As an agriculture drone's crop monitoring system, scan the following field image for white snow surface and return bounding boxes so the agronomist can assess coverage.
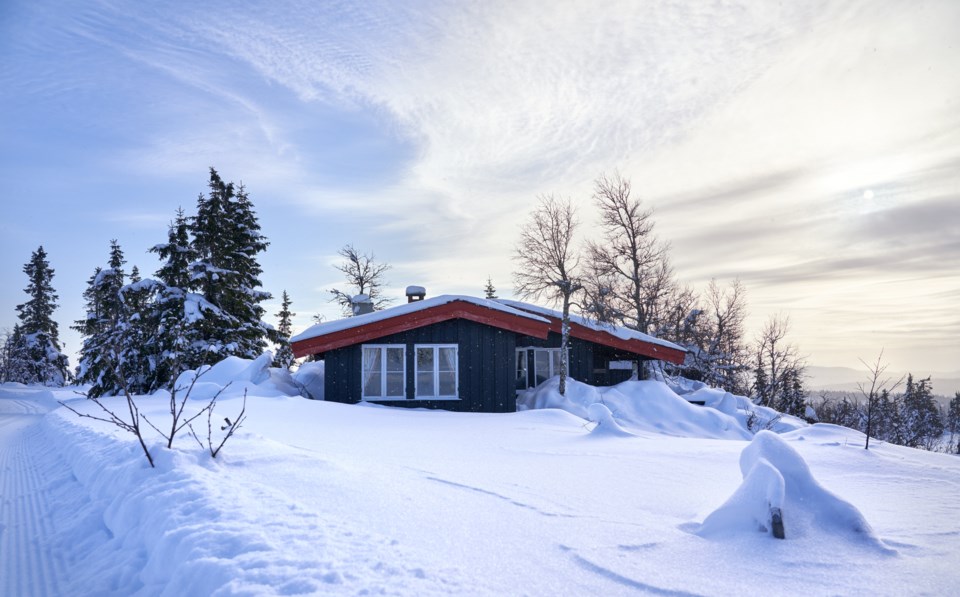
[290,295,550,344]
[2,359,958,595]
[694,431,893,553]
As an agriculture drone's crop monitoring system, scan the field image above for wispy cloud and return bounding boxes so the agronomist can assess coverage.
[3,0,958,371]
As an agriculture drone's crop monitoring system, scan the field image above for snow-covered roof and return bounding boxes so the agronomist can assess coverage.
[290,294,549,345]
[495,299,685,353]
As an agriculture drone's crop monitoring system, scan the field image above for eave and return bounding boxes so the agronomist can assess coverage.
[291,300,552,358]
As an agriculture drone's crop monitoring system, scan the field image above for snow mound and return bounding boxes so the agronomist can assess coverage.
[0,382,63,413]
[292,360,325,400]
[172,353,300,401]
[696,431,893,551]
[586,402,634,437]
[519,377,752,440]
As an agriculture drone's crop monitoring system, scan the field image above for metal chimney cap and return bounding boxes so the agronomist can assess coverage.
[405,285,426,302]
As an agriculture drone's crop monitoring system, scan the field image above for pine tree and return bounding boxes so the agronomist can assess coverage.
[484,277,498,300]
[74,241,128,396]
[272,290,295,369]
[148,207,202,384]
[222,181,272,356]
[115,266,158,394]
[12,246,70,385]
[900,375,944,450]
[187,169,272,362]
[947,393,960,454]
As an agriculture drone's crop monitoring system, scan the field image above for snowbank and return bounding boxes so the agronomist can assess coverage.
[292,360,325,400]
[696,431,894,552]
[519,377,753,440]
[0,382,63,413]
[172,353,300,401]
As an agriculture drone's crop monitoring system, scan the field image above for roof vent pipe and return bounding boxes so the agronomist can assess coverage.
[406,285,426,303]
[351,294,374,316]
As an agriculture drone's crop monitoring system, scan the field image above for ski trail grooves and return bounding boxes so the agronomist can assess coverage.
[0,413,69,597]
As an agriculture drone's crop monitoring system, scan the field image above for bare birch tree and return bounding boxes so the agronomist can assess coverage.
[586,173,674,334]
[752,314,806,414]
[514,195,582,396]
[329,244,392,315]
[857,350,903,450]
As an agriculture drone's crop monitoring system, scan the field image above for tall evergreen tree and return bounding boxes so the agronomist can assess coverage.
[272,290,295,370]
[148,207,201,385]
[187,168,271,363]
[11,246,70,385]
[222,182,272,356]
[74,241,128,396]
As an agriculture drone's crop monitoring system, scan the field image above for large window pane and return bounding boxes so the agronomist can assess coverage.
[387,348,404,372]
[416,347,434,397]
[386,372,405,396]
[439,347,457,372]
[364,372,383,397]
[516,350,529,390]
[439,371,456,396]
[362,347,382,397]
[417,372,434,396]
[535,350,550,385]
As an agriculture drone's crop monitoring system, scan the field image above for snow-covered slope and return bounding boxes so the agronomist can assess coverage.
[1,366,958,595]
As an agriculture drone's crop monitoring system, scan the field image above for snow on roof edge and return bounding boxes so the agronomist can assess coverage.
[290,295,550,344]
[494,299,685,352]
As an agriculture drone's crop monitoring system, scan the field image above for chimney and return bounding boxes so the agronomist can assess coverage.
[351,294,374,316]
[405,285,426,303]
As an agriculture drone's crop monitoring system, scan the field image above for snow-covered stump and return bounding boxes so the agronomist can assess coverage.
[695,431,892,551]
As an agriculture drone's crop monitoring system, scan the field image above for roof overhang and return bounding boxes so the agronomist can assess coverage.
[291,299,552,358]
[554,319,687,365]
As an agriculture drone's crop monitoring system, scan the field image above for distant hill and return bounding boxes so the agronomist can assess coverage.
[806,365,960,398]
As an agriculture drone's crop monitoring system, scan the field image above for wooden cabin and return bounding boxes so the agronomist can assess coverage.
[290,294,686,413]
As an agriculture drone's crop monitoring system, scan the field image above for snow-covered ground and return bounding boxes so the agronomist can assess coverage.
[1,358,958,596]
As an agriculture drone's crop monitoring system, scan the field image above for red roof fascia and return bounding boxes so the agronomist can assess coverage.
[542,317,687,365]
[291,300,551,358]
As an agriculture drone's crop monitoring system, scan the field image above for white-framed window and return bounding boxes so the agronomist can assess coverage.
[361,345,406,400]
[415,344,459,399]
[534,348,564,385]
[516,347,569,389]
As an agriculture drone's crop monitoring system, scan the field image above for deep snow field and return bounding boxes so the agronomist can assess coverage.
[1,356,958,596]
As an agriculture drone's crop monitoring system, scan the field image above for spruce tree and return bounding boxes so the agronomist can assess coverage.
[12,246,70,385]
[900,375,943,450]
[222,182,272,357]
[272,290,295,370]
[484,277,498,300]
[947,393,960,454]
[74,241,128,396]
[187,168,271,363]
[148,207,200,385]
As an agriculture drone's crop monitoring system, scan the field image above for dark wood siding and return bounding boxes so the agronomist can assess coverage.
[322,319,518,413]
[515,331,651,386]
[515,331,594,384]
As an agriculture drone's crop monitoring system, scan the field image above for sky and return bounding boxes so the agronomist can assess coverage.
[1,0,958,375]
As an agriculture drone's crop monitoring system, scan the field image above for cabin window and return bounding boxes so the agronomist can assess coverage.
[361,345,406,400]
[534,348,565,385]
[415,344,459,399]
[516,347,568,389]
